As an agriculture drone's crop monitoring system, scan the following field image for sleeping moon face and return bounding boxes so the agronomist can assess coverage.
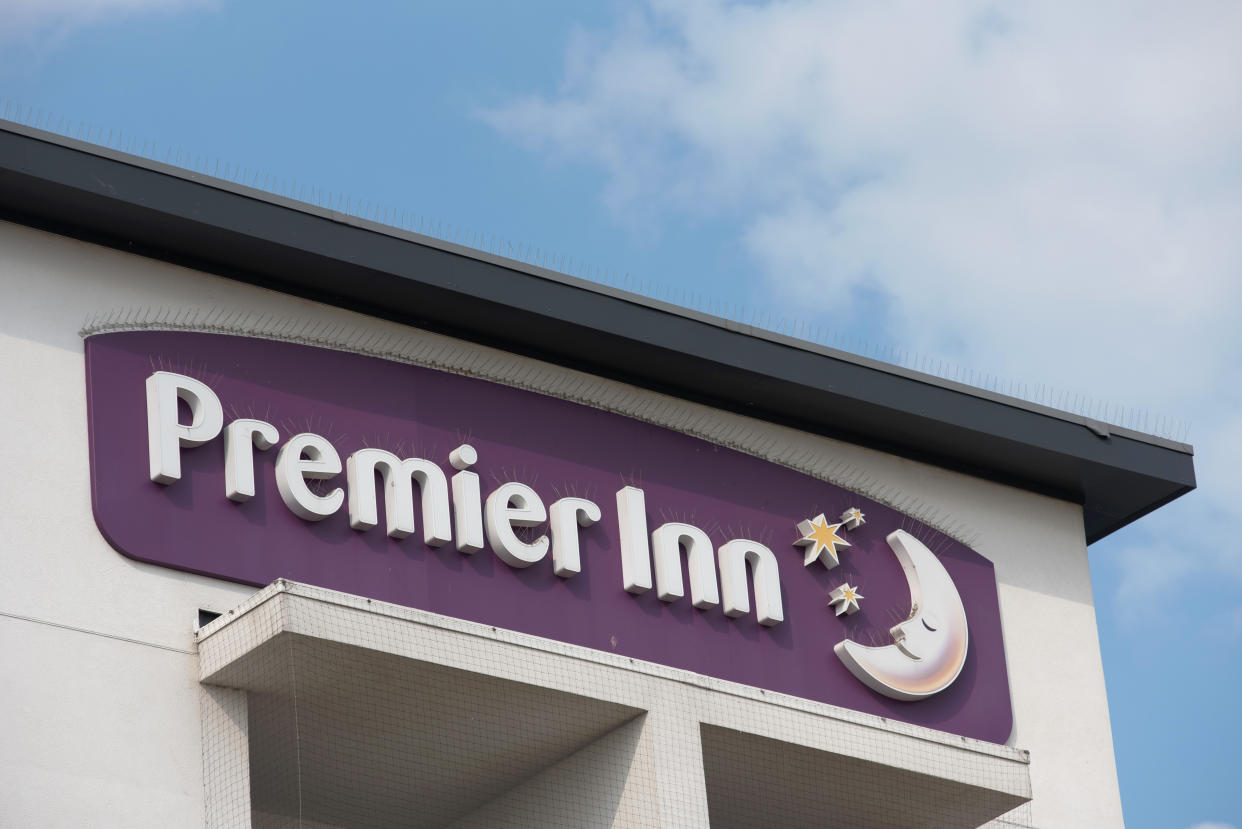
[834,529,969,701]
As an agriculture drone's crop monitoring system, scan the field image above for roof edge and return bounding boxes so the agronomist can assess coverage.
[0,119,1196,543]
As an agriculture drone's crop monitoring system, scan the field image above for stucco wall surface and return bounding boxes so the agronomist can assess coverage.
[0,219,1122,827]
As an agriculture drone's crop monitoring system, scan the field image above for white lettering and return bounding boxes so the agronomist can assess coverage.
[275,433,343,521]
[718,539,784,626]
[345,448,451,545]
[449,444,484,554]
[651,522,720,609]
[139,375,785,627]
[224,419,278,502]
[145,371,224,484]
[549,497,601,577]
[485,482,548,567]
[616,486,652,593]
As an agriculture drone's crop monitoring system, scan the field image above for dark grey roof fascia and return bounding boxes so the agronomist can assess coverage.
[0,121,1195,543]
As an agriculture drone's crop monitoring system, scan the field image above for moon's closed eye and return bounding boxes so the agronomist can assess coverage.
[833,530,969,701]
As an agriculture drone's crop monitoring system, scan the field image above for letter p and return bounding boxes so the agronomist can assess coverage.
[146,371,224,484]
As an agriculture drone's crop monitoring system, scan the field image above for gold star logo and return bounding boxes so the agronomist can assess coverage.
[794,513,851,569]
[829,582,864,616]
[840,507,866,530]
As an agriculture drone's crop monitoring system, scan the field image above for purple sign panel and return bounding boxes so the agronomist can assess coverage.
[85,331,1013,743]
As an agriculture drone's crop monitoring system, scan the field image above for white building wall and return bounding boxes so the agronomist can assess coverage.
[443,717,662,829]
[0,219,1122,827]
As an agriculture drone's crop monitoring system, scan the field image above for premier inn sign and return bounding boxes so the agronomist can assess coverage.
[86,331,1013,742]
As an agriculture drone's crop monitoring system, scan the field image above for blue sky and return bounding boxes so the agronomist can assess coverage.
[3,2,1239,826]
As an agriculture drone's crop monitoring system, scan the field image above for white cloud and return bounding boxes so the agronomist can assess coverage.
[1186,823,1237,829]
[0,0,212,45]
[484,0,1242,616]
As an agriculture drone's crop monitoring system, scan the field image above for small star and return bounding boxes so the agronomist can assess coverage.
[794,514,851,569]
[828,583,864,616]
[840,507,865,530]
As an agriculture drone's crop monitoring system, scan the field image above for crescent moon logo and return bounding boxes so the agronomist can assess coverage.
[834,529,969,701]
